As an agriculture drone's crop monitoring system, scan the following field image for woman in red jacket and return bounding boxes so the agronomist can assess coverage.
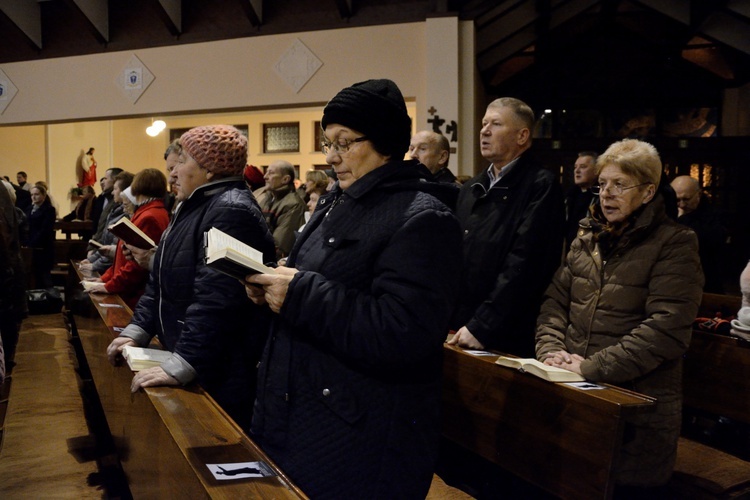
[87,168,169,309]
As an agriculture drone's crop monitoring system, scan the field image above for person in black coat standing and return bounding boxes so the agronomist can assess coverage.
[448,97,565,356]
[246,79,463,499]
[24,183,57,289]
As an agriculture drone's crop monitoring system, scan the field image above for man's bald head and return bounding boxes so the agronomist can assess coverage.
[408,130,450,175]
[671,175,701,217]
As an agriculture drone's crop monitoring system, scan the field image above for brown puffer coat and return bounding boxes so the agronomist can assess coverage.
[536,195,704,487]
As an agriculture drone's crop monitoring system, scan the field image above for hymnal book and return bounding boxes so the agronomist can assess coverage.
[122,345,172,371]
[204,227,272,280]
[495,356,585,383]
[89,239,104,249]
[108,218,156,249]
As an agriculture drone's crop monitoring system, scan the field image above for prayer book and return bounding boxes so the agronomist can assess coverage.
[88,239,104,249]
[204,227,272,280]
[122,345,172,371]
[108,217,156,249]
[495,356,585,382]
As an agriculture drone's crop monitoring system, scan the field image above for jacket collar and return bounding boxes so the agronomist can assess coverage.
[331,159,430,201]
[183,176,243,204]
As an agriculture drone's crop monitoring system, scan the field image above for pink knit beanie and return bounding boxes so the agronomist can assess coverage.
[180,125,248,177]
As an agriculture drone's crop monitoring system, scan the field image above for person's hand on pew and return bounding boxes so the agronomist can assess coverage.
[84,282,109,294]
[131,366,179,392]
[543,350,584,375]
[107,337,137,365]
[78,260,93,272]
[446,326,485,350]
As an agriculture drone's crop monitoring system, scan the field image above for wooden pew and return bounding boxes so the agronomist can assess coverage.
[67,262,307,499]
[441,345,656,499]
[671,292,750,497]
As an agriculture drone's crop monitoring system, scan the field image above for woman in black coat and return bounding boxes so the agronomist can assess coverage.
[246,79,463,499]
[24,183,57,288]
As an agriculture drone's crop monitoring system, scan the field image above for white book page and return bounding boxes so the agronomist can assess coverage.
[208,227,264,263]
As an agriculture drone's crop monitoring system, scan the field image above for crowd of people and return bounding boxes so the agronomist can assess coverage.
[0,77,739,497]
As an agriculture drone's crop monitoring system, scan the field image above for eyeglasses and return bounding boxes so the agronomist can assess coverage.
[321,136,368,155]
[591,182,651,196]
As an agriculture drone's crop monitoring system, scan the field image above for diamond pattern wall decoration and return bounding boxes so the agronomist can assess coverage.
[274,39,323,94]
[0,69,19,114]
[114,54,155,104]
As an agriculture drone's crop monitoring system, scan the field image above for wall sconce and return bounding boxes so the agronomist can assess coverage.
[146,119,167,137]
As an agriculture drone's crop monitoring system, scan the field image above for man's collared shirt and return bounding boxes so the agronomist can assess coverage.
[487,156,521,188]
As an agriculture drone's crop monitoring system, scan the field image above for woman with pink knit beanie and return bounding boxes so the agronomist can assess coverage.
[106,125,275,429]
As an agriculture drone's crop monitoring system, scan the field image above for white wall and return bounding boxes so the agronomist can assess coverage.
[0,20,480,209]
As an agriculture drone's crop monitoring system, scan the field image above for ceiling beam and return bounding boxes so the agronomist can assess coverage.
[0,0,42,49]
[240,0,263,27]
[727,0,750,20]
[700,11,750,56]
[151,0,182,36]
[65,0,108,44]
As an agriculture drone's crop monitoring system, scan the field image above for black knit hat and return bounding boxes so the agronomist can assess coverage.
[321,79,411,159]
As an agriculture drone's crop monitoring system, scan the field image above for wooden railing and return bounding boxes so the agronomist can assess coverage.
[67,261,307,499]
[441,345,656,499]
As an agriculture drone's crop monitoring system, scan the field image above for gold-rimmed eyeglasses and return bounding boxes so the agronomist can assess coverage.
[591,182,651,196]
[321,137,369,155]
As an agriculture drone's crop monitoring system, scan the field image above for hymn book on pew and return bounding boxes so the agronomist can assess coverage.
[495,356,585,382]
[204,227,272,280]
[122,345,172,371]
[108,218,156,249]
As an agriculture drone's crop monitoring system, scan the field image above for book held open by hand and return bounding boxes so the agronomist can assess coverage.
[204,227,272,280]
[495,356,585,382]
[122,345,172,371]
[108,217,156,249]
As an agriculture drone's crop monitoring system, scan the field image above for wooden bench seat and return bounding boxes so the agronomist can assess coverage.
[672,438,750,499]
[671,293,750,498]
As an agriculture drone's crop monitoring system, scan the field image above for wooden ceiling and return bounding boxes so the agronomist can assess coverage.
[0,0,748,107]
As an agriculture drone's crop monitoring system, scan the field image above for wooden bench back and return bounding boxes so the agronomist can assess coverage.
[684,293,750,426]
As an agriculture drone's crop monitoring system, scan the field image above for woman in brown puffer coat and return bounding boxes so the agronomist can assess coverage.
[536,139,703,490]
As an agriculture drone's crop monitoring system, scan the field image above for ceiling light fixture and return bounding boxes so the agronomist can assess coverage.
[146,118,167,137]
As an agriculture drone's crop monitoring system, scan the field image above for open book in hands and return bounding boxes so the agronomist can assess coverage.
[122,345,172,371]
[495,356,585,382]
[108,217,156,249]
[204,227,272,280]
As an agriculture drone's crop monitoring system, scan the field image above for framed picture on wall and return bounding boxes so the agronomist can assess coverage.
[263,122,300,153]
[314,121,323,152]
[169,127,190,142]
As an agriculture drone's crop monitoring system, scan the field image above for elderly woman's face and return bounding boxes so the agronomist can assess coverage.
[122,197,135,215]
[173,152,209,201]
[597,164,655,223]
[323,124,387,191]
